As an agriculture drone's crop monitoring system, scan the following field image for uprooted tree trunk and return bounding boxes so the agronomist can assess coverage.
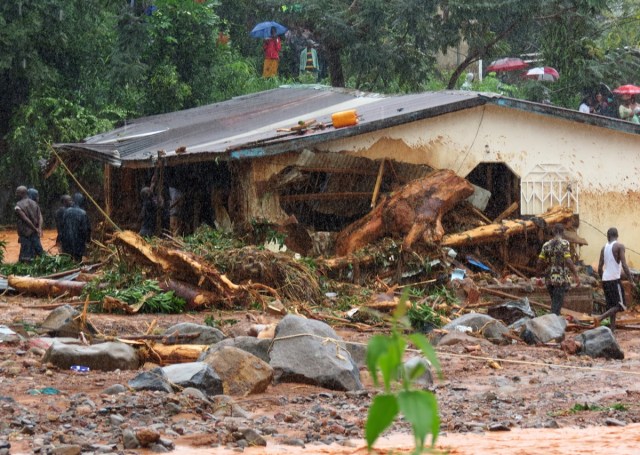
[441,205,575,248]
[8,275,86,297]
[112,230,260,308]
[335,169,475,256]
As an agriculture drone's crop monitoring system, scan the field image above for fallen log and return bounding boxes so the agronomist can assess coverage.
[141,343,209,365]
[112,230,171,271]
[159,278,225,310]
[8,275,86,297]
[442,205,575,248]
[335,169,475,256]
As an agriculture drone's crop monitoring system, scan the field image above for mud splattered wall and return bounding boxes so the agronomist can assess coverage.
[316,105,640,265]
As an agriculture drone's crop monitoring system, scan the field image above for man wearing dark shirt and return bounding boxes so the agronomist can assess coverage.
[15,186,44,262]
[60,193,91,261]
[55,194,73,246]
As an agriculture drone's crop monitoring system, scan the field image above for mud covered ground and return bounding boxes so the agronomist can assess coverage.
[1,230,640,454]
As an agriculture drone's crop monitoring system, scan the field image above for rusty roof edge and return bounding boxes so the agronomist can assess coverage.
[484,96,640,135]
[54,143,122,167]
[226,95,488,160]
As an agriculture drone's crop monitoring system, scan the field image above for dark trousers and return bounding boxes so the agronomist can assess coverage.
[18,233,44,262]
[600,279,626,331]
[547,284,569,315]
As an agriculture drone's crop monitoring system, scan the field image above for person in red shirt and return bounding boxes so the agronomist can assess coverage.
[262,27,282,78]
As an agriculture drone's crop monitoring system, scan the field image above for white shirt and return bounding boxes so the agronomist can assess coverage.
[602,240,621,281]
[579,103,591,113]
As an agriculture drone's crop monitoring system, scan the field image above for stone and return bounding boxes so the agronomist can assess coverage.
[42,341,139,371]
[203,336,271,363]
[211,395,252,418]
[128,367,173,393]
[240,428,267,447]
[122,429,140,449]
[136,428,161,447]
[164,322,224,345]
[163,362,223,396]
[436,331,492,347]
[521,314,567,344]
[269,315,362,391]
[403,357,433,388]
[202,346,273,395]
[0,326,22,345]
[488,298,536,325]
[440,313,509,344]
[40,305,97,337]
[102,384,127,395]
[575,327,624,360]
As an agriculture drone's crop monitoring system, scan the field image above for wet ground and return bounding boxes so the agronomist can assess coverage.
[2,230,640,453]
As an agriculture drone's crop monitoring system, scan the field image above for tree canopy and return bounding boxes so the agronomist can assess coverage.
[1,0,639,222]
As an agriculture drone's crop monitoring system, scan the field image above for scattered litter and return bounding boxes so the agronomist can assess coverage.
[70,365,90,374]
[27,387,60,395]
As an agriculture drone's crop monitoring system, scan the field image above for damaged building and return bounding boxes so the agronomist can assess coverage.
[53,86,640,269]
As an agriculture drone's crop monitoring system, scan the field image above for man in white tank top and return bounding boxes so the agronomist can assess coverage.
[596,227,635,331]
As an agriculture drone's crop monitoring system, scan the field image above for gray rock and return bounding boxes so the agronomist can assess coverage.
[109,414,125,426]
[0,326,22,345]
[488,298,536,325]
[102,384,127,395]
[211,395,252,418]
[40,305,97,337]
[605,417,626,426]
[165,322,224,345]
[403,357,433,388]
[269,315,362,391]
[344,341,367,368]
[122,429,140,449]
[203,336,272,363]
[521,314,567,344]
[163,362,223,396]
[128,367,173,393]
[202,346,273,395]
[240,428,267,447]
[42,341,139,371]
[436,331,492,347]
[441,313,509,344]
[575,327,624,360]
[182,387,210,402]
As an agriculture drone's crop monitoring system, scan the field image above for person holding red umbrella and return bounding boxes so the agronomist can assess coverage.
[618,94,639,123]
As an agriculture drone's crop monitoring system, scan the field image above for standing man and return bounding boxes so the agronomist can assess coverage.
[55,194,73,247]
[60,193,91,262]
[14,185,44,263]
[536,223,581,315]
[595,227,635,331]
[262,26,282,78]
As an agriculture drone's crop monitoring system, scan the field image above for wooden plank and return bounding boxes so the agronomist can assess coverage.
[280,192,372,202]
[370,159,386,208]
[493,202,519,223]
[297,167,378,176]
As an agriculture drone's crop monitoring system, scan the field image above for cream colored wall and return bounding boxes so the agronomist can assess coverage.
[316,104,640,265]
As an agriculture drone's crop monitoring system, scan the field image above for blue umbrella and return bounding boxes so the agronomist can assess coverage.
[250,21,287,39]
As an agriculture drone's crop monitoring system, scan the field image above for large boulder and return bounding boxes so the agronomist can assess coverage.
[162,362,224,396]
[40,305,97,338]
[203,336,271,363]
[164,323,225,345]
[202,346,273,395]
[269,315,362,391]
[575,327,624,360]
[42,341,139,371]
[440,313,509,344]
[521,314,567,344]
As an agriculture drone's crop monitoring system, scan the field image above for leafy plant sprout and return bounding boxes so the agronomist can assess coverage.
[365,288,441,454]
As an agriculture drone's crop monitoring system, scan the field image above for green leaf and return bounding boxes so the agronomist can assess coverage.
[398,390,440,450]
[392,287,411,320]
[408,333,442,378]
[365,394,399,449]
[366,335,391,387]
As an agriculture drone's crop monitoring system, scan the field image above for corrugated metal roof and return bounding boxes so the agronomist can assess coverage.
[53,86,640,168]
[53,85,484,168]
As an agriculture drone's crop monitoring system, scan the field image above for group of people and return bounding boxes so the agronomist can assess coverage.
[537,224,634,333]
[14,185,91,263]
[578,92,638,121]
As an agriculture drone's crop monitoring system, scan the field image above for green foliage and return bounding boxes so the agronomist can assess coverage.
[0,254,76,277]
[83,267,185,314]
[365,290,440,453]
[568,402,628,413]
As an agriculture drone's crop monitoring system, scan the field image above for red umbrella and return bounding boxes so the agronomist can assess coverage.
[525,66,560,82]
[486,57,529,73]
[612,84,640,95]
